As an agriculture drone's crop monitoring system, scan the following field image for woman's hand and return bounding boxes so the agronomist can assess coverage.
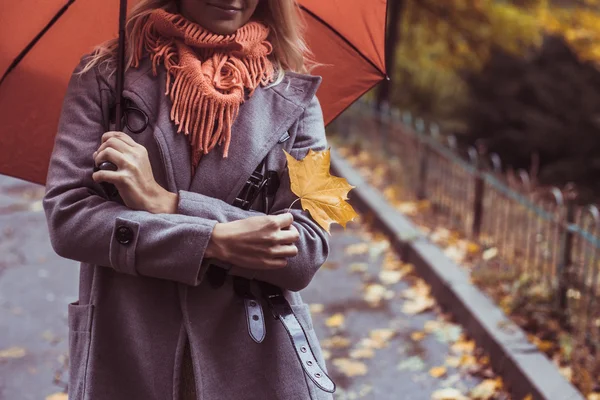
[92,131,177,214]
[206,213,300,270]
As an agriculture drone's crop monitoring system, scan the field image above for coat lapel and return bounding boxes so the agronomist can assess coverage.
[188,79,309,203]
[123,63,321,201]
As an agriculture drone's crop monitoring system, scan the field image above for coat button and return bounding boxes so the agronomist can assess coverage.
[115,225,133,245]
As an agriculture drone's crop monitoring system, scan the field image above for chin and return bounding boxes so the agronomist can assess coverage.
[208,24,240,35]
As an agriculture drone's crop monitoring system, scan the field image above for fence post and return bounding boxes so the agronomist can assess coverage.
[470,144,486,239]
[415,118,428,200]
[557,183,577,324]
[379,102,391,156]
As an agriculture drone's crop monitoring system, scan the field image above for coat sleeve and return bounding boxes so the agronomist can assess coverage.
[42,58,218,287]
[175,95,330,292]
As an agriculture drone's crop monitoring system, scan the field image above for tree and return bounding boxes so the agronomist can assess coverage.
[376,0,404,108]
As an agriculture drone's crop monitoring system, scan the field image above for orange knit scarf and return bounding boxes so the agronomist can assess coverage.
[132,9,275,175]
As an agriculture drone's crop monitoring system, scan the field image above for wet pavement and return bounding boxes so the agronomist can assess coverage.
[0,174,489,400]
[0,175,76,399]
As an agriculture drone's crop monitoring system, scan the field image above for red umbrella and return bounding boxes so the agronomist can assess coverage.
[0,0,387,185]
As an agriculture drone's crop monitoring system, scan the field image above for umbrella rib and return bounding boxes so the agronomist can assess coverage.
[0,0,77,87]
[299,5,385,77]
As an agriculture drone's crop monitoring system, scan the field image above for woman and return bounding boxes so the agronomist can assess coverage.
[42,0,334,399]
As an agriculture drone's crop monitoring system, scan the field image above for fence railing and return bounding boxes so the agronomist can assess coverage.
[330,99,600,369]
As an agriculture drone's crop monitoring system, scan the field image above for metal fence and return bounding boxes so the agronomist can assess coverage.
[330,99,600,371]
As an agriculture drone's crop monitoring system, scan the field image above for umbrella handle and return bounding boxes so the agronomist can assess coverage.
[98,161,118,171]
[115,0,127,131]
[94,161,119,198]
[92,0,126,198]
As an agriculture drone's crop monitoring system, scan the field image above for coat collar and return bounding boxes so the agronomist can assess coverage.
[114,60,322,202]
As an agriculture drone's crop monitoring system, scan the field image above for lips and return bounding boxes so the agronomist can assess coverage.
[206,2,243,12]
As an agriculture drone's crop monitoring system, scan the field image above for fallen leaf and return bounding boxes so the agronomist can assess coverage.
[325,313,345,329]
[402,296,435,315]
[349,347,375,359]
[431,388,468,400]
[379,270,404,285]
[332,358,368,377]
[534,339,554,353]
[46,393,68,400]
[402,279,432,299]
[444,245,467,263]
[411,331,427,341]
[0,346,26,359]
[445,356,461,368]
[440,373,463,388]
[424,320,442,333]
[345,243,370,256]
[397,202,419,216]
[309,304,324,314]
[470,378,503,399]
[321,336,351,349]
[349,263,369,273]
[397,356,426,372]
[466,241,480,254]
[432,323,463,344]
[482,248,498,261]
[369,240,390,260]
[429,366,447,378]
[368,329,395,348]
[285,149,358,233]
[322,261,340,270]
[358,384,373,396]
[457,353,478,368]
[363,283,394,307]
[430,227,452,244]
[451,338,476,354]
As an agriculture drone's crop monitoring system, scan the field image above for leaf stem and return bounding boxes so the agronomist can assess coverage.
[287,198,302,214]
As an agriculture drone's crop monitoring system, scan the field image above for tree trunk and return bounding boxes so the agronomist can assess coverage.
[377,0,404,109]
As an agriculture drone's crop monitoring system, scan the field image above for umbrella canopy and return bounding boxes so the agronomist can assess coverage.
[0,0,387,185]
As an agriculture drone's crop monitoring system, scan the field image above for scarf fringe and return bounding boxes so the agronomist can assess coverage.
[132,9,275,172]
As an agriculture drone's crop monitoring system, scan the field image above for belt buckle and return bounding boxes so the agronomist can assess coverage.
[233,170,266,210]
[265,293,290,320]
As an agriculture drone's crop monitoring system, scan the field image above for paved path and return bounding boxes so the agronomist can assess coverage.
[302,222,488,400]
[0,175,76,399]
[0,174,488,400]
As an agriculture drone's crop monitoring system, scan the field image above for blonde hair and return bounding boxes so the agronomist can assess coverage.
[80,0,314,84]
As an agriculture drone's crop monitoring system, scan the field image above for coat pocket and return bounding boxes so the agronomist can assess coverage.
[67,301,94,400]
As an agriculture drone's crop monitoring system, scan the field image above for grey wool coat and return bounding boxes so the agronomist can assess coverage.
[42,55,334,400]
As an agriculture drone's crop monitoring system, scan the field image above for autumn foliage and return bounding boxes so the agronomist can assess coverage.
[390,0,600,121]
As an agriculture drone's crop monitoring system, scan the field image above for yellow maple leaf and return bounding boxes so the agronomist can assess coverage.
[332,358,368,377]
[46,394,68,400]
[325,313,345,329]
[284,148,358,233]
[429,366,447,378]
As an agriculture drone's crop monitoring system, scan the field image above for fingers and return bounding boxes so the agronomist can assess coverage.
[263,258,288,270]
[102,131,137,147]
[275,226,300,244]
[94,138,130,163]
[92,169,121,185]
[94,147,127,170]
[272,212,294,229]
[269,244,298,258]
